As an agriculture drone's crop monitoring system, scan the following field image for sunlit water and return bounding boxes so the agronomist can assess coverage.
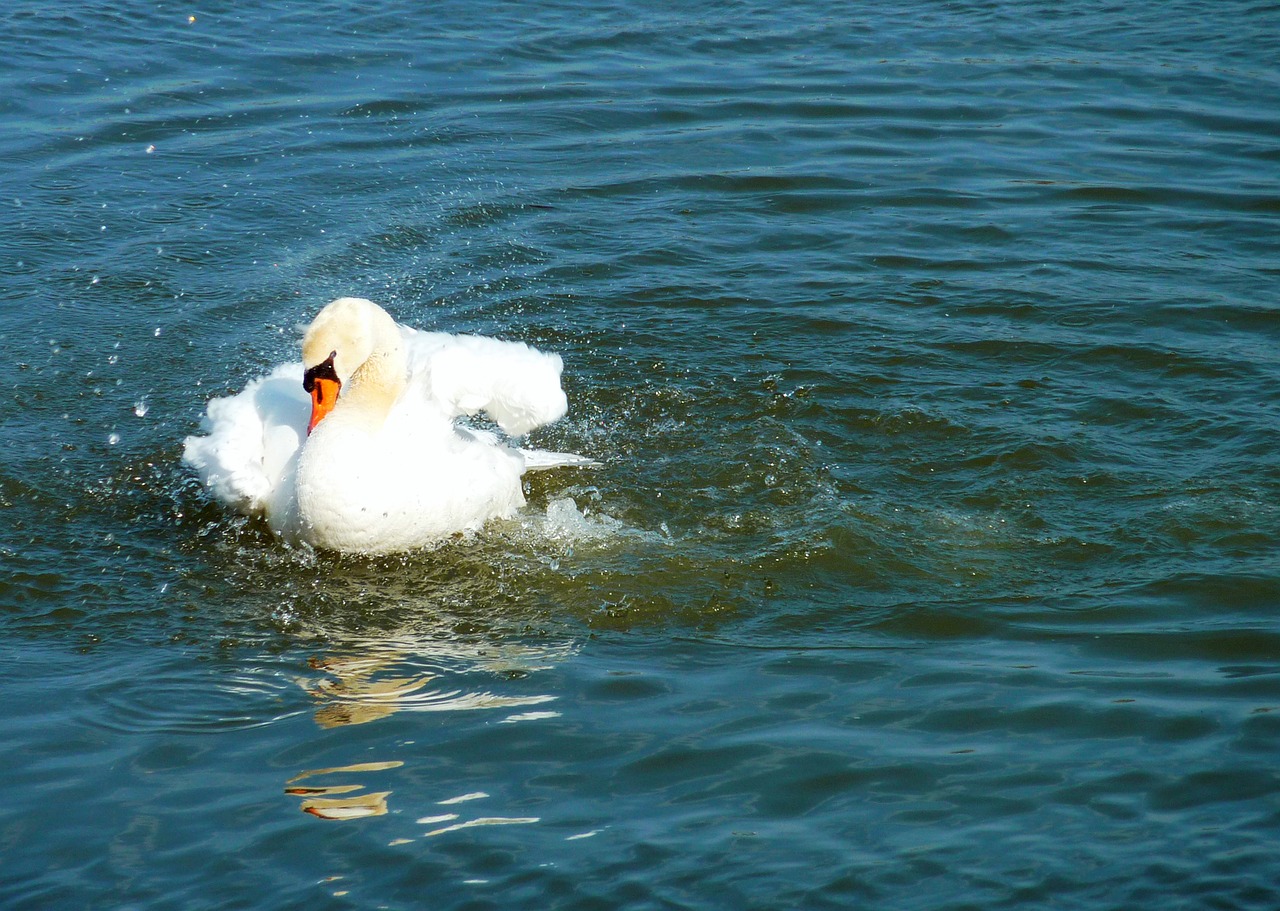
[2,1,1279,908]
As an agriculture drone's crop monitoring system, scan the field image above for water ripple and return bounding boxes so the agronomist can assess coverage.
[86,660,302,735]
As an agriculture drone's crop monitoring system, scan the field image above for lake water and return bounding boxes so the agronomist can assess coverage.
[2,1,1279,907]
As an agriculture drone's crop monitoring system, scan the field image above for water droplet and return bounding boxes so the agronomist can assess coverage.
[107,432,121,445]
[134,398,149,418]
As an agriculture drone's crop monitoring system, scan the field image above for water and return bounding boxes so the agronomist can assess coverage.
[2,0,1279,907]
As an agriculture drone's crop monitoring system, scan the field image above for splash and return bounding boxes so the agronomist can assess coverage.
[539,496,625,542]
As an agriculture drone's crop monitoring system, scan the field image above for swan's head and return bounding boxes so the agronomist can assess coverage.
[302,297,402,434]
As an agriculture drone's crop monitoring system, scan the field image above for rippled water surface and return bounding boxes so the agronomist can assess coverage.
[3,1,1279,908]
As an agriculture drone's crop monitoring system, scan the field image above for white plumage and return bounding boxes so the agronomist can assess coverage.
[183,297,596,553]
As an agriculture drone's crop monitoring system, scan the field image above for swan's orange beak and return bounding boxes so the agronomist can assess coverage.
[307,377,341,434]
[302,354,341,435]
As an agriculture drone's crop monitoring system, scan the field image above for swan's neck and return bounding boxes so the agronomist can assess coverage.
[337,342,406,431]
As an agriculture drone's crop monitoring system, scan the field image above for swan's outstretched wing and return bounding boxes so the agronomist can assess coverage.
[182,364,308,515]
[404,328,569,436]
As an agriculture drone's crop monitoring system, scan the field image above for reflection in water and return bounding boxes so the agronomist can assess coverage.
[287,633,575,824]
[421,815,540,838]
[414,791,539,838]
[298,637,569,729]
[438,791,489,805]
[285,761,404,820]
[301,792,392,821]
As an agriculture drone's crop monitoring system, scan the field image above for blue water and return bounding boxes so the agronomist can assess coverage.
[2,1,1280,907]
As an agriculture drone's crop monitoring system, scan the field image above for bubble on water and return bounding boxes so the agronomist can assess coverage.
[134,398,149,418]
[107,432,121,445]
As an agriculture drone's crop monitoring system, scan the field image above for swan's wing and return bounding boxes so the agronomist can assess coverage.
[182,364,308,515]
[403,328,569,436]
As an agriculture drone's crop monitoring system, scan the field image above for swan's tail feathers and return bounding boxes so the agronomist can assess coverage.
[520,448,602,471]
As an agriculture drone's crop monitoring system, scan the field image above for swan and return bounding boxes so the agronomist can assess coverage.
[183,297,597,553]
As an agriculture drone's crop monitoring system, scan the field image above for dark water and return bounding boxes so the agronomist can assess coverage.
[3,1,1280,907]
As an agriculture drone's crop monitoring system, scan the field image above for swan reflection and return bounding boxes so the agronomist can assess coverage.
[297,636,569,728]
[285,761,404,820]
[286,632,574,824]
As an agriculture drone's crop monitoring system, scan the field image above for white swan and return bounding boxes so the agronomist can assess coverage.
[183,297,597,553]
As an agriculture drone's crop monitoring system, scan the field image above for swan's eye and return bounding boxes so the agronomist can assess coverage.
[303,353,340,394]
